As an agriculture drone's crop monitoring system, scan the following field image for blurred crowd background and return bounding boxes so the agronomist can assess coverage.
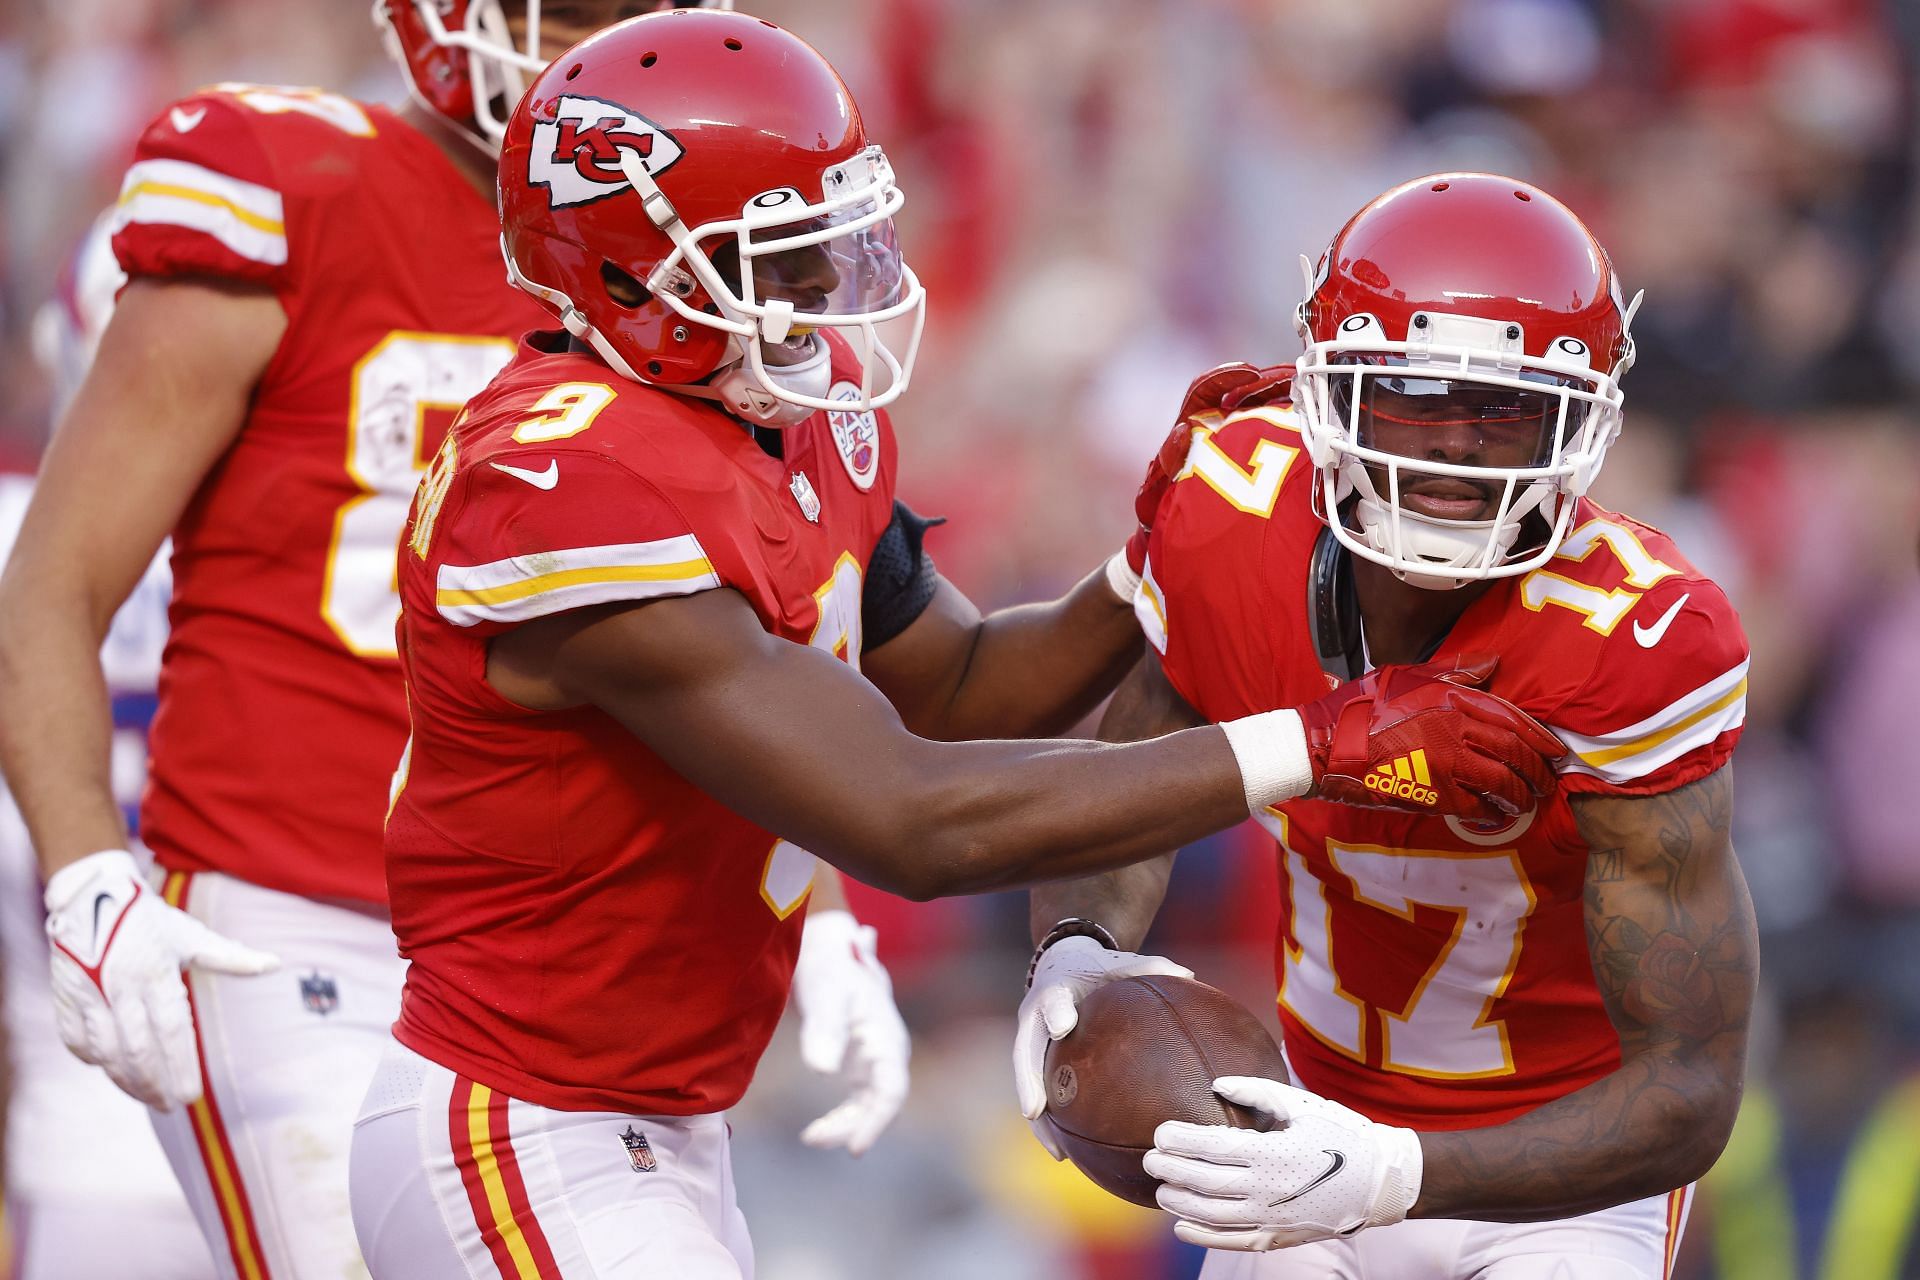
[3,0,1918,1277]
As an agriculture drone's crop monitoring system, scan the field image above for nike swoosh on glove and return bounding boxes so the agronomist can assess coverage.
[1014,935,1193,1158]
[1144,1076,1423,1251]
[790,909,910,1156]
[45,849,279,1110]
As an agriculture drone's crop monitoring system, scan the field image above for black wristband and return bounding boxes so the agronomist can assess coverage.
[1025,917,1120,987]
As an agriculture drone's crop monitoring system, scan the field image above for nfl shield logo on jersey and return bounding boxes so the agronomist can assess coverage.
[530,95,685,209]
[299,971,339,1017]
[619,1125,657,1173]
[789,471,822,523]
[826,381,880,491]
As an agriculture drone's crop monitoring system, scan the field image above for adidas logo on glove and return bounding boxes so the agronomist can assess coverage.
[1363,750,1439,807]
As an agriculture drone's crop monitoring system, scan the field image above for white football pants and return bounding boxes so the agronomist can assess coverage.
[351,1039,754,1280]
[146,869,405,1280]
[1199,1184,1693,1280]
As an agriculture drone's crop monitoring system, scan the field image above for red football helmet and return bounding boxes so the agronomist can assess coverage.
[499,10,923,424]
[1291,173,1640,587]
[375,1,736,150]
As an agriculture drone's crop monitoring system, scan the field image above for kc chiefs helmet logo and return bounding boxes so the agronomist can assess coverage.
[529,94,684,209]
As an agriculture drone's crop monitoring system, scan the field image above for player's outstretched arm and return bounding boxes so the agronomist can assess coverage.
[1413,767,1757,1220]
[493,591,1565,898]
[492,586,1249,900]
[862,566,1140,741]
[0,278,285,878]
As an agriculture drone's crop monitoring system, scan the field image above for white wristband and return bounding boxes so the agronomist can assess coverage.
[1217,708,1313,813]
[1103,549,1142,604]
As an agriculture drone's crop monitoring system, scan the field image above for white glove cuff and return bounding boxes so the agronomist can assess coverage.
[1104,550,1142,605]
[1218,709,1313,813]
[43,849,139,913]
[1370,1124,1425,1228]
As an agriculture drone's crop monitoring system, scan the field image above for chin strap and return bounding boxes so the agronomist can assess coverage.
[705,335,831,427]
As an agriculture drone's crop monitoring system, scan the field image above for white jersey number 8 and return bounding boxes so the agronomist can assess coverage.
[324,331,515,657]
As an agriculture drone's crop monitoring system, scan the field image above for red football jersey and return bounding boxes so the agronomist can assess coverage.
[110,85,545,902]
[1140,405,1748,1130]
[388,333,898,1114]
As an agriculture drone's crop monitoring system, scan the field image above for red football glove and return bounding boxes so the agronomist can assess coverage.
[1123,363,1297,578]
[1298,655,1565,819]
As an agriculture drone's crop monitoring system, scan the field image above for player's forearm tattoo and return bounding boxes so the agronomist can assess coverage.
[1413,770,1758,1221]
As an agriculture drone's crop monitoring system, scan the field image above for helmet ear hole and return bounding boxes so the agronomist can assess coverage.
[600,261,652,309]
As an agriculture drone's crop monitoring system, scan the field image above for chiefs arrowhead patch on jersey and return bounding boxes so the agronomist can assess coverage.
[826,381,881,491]
[529,95,684,209]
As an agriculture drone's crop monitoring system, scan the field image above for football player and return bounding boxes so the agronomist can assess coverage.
[0,6,909,1280]
[349,17,1569,1279]
[1014,174,1758,1279]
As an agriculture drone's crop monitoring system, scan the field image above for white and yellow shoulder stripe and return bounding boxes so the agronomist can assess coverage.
[436,535,720,628]
[1557,658,1749,785]
[111,158,287,267]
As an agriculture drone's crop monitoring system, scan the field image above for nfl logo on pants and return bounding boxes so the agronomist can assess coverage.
[620,1125,657,1173]
[300,971,339,1016]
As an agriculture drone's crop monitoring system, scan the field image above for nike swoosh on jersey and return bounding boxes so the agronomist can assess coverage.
[1270,1150,1347,1206]
[490,460,560,491]
[170,106,207,133]
[1632,592,1691,648]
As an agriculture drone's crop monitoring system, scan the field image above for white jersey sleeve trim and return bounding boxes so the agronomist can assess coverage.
[1556,657,1749,785]
[110,159,288,267]
[1134,557,1169,655]
[436,535,720,627]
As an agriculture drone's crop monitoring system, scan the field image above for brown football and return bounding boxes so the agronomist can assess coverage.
[1043,974,1290,1207]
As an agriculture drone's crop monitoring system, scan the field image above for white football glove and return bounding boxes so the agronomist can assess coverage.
[1144,1076,1424,1251]
[44,849,279,1111]
[789,909,910,1156]
[1013,934,1193,1158]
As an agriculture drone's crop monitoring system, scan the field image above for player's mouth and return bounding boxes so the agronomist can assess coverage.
[762,323,819,367]
[1399,477,1496,521]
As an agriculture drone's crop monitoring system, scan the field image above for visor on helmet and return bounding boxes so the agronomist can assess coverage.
[1328,356,1592,472]
[630,144,926,414]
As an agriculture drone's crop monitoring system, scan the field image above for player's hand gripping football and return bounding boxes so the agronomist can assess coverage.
[43,849,279,1110]
[1297,654,1564,820]
[1014,934,1194,1158]
[1109,362,1297,603]
[1145,1076,1423,1251]
[789,909,911,1156]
